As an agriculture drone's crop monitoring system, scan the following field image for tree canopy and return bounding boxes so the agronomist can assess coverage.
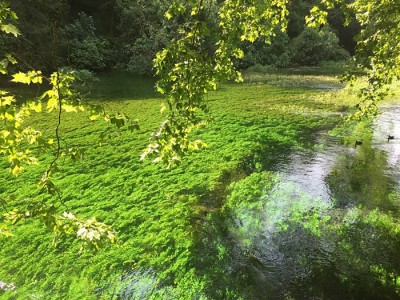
[307,0,400,119]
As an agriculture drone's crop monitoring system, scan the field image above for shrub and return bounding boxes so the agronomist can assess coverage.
[125,31,170,75]
[66,13,111,71]
[114,0,172,75]
[291,27,350,66]
[240,31,292,69]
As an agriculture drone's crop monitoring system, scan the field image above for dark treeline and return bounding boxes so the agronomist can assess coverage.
[4,0,360,74]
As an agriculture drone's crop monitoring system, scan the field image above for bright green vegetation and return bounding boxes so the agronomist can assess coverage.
[0,70,365,299]
[1,0,400,298]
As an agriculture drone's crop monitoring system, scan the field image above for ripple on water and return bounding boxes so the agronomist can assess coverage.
[274,133,346,203]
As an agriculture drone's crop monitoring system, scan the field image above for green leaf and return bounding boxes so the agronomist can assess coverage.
[28,101,42,112]
[62,104,77,112]
[11,72,31,84]
[160,103,167,114]
[0,24,19,37]
[46,97,58,112]
[165,11,172,20]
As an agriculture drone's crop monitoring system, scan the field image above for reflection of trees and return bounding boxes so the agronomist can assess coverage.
[220,151,400,298]
[326,144,396,210]
[243,205,400,299]
[321,142,400,297]
[330,208,400,299]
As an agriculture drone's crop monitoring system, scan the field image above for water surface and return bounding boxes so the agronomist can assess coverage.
[230,104,400,299]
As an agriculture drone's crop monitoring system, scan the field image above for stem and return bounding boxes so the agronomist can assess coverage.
[51,70,63,167]
[46,70,65,203]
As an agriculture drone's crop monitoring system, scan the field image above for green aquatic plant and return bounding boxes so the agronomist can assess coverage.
[225,171,277,248]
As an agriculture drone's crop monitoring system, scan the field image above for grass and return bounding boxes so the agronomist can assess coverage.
[0,69,392,299]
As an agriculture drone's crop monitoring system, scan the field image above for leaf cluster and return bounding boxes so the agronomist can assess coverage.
[144,0,289,167]
[0,5,138,250]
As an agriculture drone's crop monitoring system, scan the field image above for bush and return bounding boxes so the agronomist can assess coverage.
[125,31,170,75]
[240,31,292,69]
[66,13,112,71]
[291,27,350,66]
[114,0,172,75]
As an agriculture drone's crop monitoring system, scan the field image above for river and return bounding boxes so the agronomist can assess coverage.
[228,104,400,299]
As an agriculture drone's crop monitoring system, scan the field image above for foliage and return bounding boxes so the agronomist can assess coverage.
[0,6,137,249]
[0,1,19,74]
[291,26,349,66]
[349,0,400,119]
[287,0,317,38]
[239,30,292,69]
[330,207,400,298]
[4,0,359,75]
[225,172,277,248]
[0,67,121,249]
[308,0,400,118]
[1,0,400,298]
[265,181,332,236]
[114,0,172,75]
[7,0,70,72]
[66,13,111,71]
[142,0,289,167]
[125,33,170,75]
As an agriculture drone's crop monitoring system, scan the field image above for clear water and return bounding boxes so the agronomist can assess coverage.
[372,105,400,187]
[229,104,400,299]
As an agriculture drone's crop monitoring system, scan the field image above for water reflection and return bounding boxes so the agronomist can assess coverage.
[227,105,400,298]
[373,105,400,186]
[327,145,397,210]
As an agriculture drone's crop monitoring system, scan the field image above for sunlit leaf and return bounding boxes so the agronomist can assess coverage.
[11,72,30,84]
[0,24,19,36]
[62,104,77,112]
[11,164,21,176]
[29,101,42,112]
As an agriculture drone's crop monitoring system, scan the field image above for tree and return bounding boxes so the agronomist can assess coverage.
[7,0,70,72]
[290,26,349,65]
[307,0,400,119]
[350,0,400,119]
[114,0,173,74]
[66,12,111,71]
[142,0,400,165]
[141,0,289,166]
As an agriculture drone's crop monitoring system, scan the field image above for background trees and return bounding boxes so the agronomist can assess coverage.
[66,12,112,71]
[7,0,69,71]
[4,0,357,74]
[114,0,173,74]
